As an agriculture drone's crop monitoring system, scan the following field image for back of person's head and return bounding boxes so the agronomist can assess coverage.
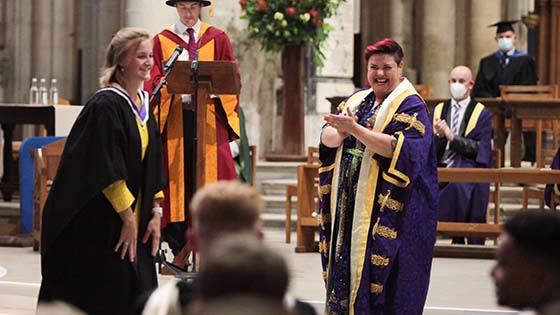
[190,180,263,251]
[504,211,560,267]
[99,27,151,88]
[194,234,289,302]
[364,38,404,65]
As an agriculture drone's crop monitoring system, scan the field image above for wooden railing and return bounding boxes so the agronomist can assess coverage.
[295,167,560,257]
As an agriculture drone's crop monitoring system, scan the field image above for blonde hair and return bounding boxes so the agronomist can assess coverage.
[99,27,151,88]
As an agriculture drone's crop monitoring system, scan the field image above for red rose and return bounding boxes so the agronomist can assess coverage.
[285,6,296,16]
[312,17,323,27]
[238,0,246,10]
[309,9,319,18]
[257,0,267,11]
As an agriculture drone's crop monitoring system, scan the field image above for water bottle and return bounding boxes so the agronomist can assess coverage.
[39,78,48,105]
[29,77,39,104]
[49,79,59,105]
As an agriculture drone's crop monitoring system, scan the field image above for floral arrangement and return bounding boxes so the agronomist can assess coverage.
[239,0,345,66]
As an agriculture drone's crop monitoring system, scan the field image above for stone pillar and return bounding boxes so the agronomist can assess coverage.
[4,0,32,103]
[420,0,456,97]
[31,0,53,82]
[78,0,121,103]
[51,0,77,102]
[308,0,356,148]
[124,0,176,36]
[467,0,502,77]
[389,0,416,81]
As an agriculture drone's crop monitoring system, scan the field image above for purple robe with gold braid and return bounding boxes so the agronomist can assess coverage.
[318,79,438,315]
[432,99,493,244]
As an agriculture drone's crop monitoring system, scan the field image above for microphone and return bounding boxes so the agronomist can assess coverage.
[191,38,203,71]
[163,45,184,75]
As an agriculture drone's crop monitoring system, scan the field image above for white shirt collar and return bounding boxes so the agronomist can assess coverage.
[173,19,201,39]
[453,96,471,109]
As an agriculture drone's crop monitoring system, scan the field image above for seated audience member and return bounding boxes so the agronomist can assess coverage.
[544,147,560,208]
[491,211,560,315]
[189,234,289,315]
[432,66,493,245]
[141,181,316,315]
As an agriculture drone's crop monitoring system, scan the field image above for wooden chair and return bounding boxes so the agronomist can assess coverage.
[487,149,501,224]
[414,84,432,99]
[285,146,319,243]
[500,85,559,167]
[294,163,320,253]
[522,149,558,210]
[32,139,66,250]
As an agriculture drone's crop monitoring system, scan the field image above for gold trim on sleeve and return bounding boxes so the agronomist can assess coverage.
[371,254,390,267]
[393,112,426,136]
[370,283,384,294]
[319,164,335,174]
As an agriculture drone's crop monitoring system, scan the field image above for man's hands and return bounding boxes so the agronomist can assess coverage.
[434,118,455,141]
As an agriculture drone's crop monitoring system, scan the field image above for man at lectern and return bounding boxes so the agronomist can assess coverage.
[145,0,240,258]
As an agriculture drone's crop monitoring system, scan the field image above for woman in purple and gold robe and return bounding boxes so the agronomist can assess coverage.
[319,38,438,315]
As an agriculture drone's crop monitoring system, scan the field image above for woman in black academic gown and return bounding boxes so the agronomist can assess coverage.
[38,27,164,315]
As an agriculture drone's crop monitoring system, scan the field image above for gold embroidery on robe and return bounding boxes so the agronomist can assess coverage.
[377,190,404,212]
[393,112,426,136]
[371,254,390,267]
[372,218,398,240]
[320,184,331,196]
[370,283,384,294]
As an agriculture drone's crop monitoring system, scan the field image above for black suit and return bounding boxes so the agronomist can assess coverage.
[472,50,538,162]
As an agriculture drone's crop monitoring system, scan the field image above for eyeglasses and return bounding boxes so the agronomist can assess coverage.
[176,3,201,13]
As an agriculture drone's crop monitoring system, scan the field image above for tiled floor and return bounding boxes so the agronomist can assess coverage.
[0,228,518,315]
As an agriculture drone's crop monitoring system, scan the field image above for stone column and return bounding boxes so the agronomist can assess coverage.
[124,0,176,36]
[4,0,32,103]
[420,0,455,98]
[467,0,501,77]
[77,0,121,103]
[51,0,76,102]
[308,0,356,148]
[389,0,415,80]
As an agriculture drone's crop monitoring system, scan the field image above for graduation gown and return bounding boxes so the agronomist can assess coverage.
[472,50,538,98]
[145,22,240,232]
[319,79,439,315]
[432,99,493,244]
[38,88,164,315]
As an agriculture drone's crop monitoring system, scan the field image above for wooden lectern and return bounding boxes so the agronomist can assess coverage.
[166,61,240,190]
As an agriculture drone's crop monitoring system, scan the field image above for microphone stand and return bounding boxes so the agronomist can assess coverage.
[183,48,200,272]
[150,67,174,131]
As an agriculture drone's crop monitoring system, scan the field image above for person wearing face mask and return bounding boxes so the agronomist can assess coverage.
[472,20,538,162]
[432,66,493,245]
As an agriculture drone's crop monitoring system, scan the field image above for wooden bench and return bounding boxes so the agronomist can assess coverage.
[294,166,560,257]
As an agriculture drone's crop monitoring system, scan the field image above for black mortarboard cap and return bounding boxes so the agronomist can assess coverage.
[489,20,519,34]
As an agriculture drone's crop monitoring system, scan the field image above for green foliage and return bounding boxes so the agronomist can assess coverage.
[239,0,345,67]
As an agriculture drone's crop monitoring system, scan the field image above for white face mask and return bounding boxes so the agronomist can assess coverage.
[498,37,514,51]
[450,82,467,100]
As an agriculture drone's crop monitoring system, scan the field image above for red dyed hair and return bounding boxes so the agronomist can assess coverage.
[364,38,404,65]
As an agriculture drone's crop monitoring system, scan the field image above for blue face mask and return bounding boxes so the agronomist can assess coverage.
[498,38,514,52]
